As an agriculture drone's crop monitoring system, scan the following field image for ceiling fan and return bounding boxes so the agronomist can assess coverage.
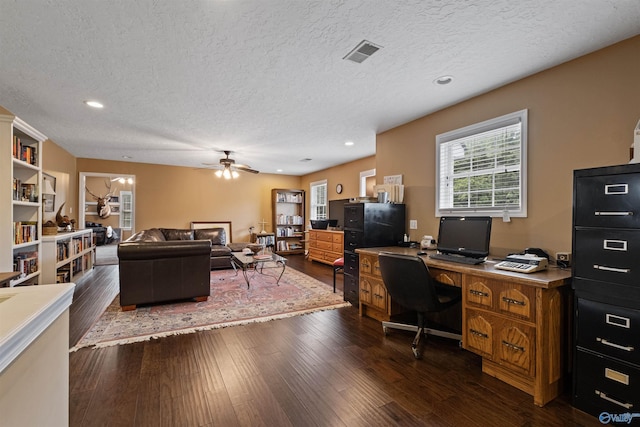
[203,150,259,179]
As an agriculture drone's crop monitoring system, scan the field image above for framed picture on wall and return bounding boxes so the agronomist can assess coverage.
[43,194,55,212]
[190,221,232,243]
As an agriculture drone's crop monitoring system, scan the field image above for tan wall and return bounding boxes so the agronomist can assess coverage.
[76,158,301,243]
[300,155,376,218]
[42,140,77,225]
[377,35,640,257]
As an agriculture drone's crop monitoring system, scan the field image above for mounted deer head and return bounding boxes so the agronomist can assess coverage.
[86,179,113,219]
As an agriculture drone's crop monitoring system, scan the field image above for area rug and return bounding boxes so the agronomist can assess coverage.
[71,267,350,351]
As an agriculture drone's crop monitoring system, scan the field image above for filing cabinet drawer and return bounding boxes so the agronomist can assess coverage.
[344,252,359,277]
[576,298,639,365]
[574,349,640,416]
[344,230,363,251]
[344,204,364,230]
[574,173,640,228]
[343,273,359,305]
[574,228,640,287]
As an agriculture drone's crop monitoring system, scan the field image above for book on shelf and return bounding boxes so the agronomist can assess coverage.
[13,221,38,244]
[14,251,38,275]
[13,135,38,166]
[276,192,303,203]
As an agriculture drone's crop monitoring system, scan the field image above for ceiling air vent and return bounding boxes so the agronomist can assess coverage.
[343,40,382,63]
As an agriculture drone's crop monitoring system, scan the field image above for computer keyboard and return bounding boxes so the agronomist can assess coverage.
[429,253,485,265]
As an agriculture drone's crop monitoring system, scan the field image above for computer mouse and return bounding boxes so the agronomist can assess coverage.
[417,251,427,256]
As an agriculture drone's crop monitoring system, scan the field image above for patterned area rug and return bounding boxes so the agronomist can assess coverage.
[71,267,350,350]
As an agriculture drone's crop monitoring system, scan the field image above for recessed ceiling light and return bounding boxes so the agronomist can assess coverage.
[345,141,355,146]
[434,75,454,85]
[84,100,104,109]
[277,169,283,172]
[122,155,132,159]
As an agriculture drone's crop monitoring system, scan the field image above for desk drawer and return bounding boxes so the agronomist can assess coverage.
[465,309,535,376]
[464,276,536,321]
[574,349,640,416]
[430,268,461,287]
[576,298,640,365]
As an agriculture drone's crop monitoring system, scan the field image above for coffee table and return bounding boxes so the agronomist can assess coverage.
[230,252,287,288]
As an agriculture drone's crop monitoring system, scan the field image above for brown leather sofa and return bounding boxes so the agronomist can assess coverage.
[124,227,236,269]
[117,238,211,310]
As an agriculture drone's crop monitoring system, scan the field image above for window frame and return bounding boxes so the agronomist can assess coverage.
[309,179,328,220]
[435,109,528,218]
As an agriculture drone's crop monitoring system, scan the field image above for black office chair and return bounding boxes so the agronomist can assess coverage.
[378,252,462,359]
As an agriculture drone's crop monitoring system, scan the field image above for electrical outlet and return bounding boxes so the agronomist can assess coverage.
[409,220,417,229]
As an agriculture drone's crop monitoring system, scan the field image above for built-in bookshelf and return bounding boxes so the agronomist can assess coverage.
[41,229,95,284]
[271,189,305,255]
[1,115,46,286]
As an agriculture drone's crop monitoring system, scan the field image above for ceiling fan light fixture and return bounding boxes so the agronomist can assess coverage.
[215,170,223,178]
[231,170,239,179]
[223,168,231,179]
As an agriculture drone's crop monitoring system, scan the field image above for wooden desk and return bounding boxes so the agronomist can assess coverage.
[0,271,21,288]
[356,246,572,407]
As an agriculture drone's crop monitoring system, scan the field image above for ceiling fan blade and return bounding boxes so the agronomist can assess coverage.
[235,165,259,174]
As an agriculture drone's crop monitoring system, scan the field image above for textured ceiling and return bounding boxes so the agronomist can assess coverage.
[1,0,639,175]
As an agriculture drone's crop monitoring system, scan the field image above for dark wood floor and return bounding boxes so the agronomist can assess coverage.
[69,255,598,426]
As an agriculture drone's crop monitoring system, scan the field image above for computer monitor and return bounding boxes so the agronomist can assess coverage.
[436,216,492,259]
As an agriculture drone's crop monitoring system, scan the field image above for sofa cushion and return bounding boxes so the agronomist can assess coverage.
[126,228,166,242]
[210,245,232,257]
[161,228,195,241]
[194,228,227,246]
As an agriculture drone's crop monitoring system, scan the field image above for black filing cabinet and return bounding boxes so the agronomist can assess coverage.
[343,203,405,305]
[572,163,640,418]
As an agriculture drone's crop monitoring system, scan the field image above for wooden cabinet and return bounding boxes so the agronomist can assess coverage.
[1,115,46,286]
[41,229,95,284]
[272,189,305,255]
[308,229,343,265]
[356,246,571,407]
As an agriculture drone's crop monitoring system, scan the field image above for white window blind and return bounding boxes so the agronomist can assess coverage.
[436,109,527,217]
[310,180,327,220]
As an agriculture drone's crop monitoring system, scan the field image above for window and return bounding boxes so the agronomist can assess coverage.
[436,109,528,217]
[310,180,327,220]
[119,191,133,230]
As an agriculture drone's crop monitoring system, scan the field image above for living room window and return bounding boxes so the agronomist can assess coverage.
[310,180,327,220]
[119,191,133,230]
[436,109,528,217]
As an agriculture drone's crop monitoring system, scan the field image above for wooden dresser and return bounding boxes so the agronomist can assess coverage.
[356,246,572,407]
[308,229,343,265]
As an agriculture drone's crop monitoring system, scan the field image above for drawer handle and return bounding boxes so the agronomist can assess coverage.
[604,183,629,195]
[374,293,384,299]
[502,297,525,306]
[469,329,488,339]
[469,289,489,297]
[594,211,633,216]
[606,313,631,329]
[597,337,634,352]
[593,265,631,274]
[603,239,628,251]
[595,390,633,409]
[501,340,525,352]
[361,289,370,294]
